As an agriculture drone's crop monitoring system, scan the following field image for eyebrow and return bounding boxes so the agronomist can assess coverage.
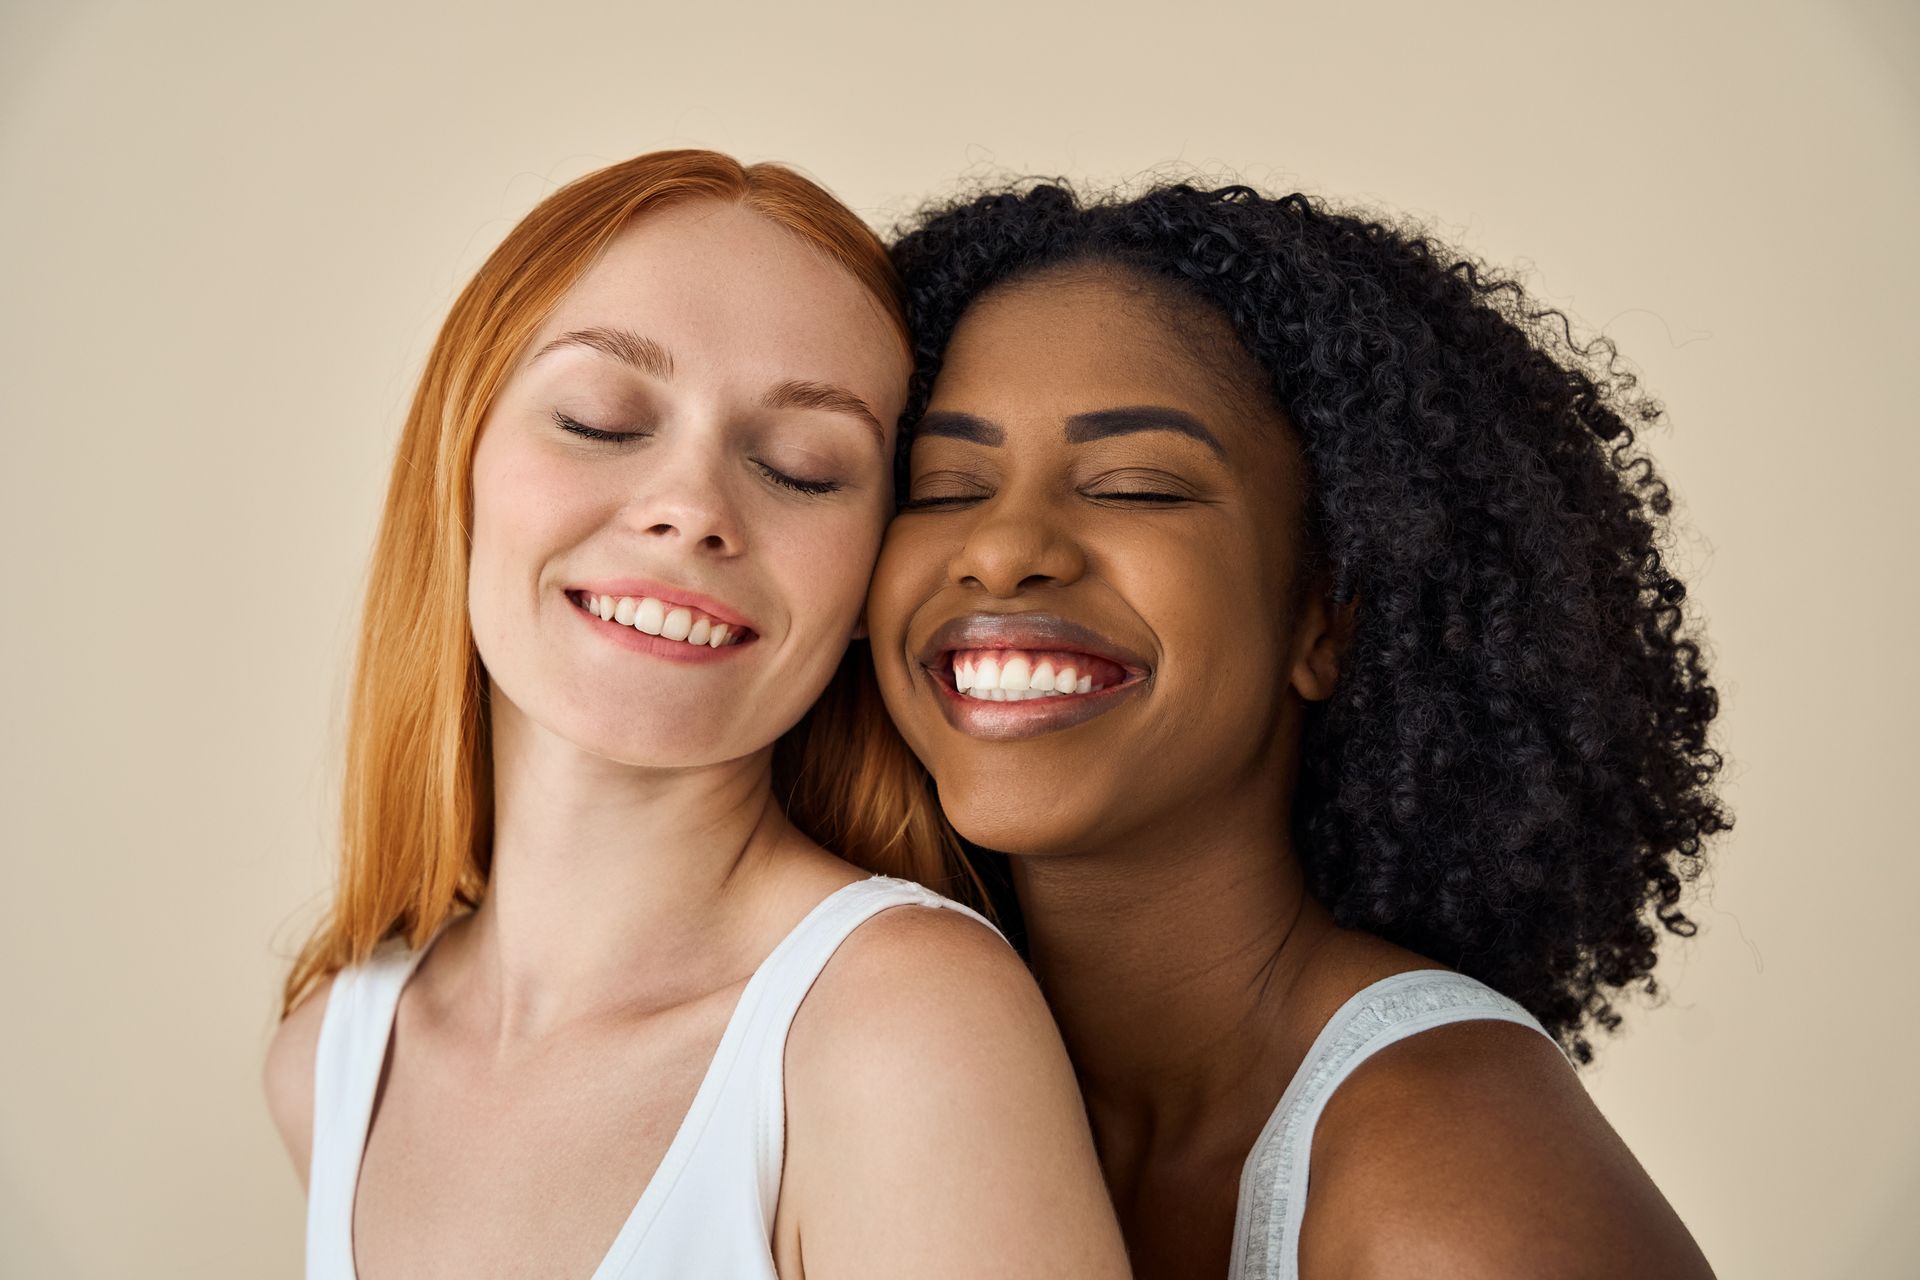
[532,327,884,449]
[915,410,1004,446]
[1064,406,1224,457]
[915,405,1223,457]
[531,326,675,378]
[761,379,887,448]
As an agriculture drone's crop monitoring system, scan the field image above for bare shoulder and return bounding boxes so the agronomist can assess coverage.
[262,972,336,1189]
[786,901,1063,1111]
[781,901,1129,1278]
[1299,1018,1714,1280]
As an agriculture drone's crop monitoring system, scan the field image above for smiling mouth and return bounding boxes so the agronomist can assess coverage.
[566,589,756,649]
[914,613,1150,739]
[931,647,1133,701]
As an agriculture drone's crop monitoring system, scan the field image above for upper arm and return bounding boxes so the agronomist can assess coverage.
[262,973,334,1192]
[780,905,1130,1280]
[1299,1019,1715,1280]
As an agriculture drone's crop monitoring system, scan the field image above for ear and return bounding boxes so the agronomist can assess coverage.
[1288,576,1359,703]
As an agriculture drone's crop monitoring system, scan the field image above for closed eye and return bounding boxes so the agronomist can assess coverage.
[899,469,992,511]
[1088,491,1190,503]
[756,461,843,496]
[553,410,647,443]
[898,493,980,511]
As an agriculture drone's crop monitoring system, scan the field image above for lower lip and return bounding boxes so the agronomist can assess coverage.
[569,596,754,663]
[925,663,1146,740]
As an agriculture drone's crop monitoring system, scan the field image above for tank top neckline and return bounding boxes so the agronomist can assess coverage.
[329,872,909,1280]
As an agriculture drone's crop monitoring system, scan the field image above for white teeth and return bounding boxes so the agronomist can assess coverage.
[948,650,1117,702]
[580,592,742,648]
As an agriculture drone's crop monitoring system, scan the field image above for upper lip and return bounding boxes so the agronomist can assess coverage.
[916,611,1150,674]
[568,577,756,631]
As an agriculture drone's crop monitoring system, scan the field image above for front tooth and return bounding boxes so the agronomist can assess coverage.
[1031,660,1056,692]
[662,607,693,641]
[687,618,711,646]
[634,598,665,634]
[1000,655,1031,691]
[613,597,637,625]
[976,655,1001,691]
[988,687,1007,701]
[1055,665,1078,693]
[708,623,729,647]
[1077,673,1093,693]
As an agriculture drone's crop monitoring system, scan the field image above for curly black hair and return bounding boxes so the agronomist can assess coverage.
[888,181,1730,1064]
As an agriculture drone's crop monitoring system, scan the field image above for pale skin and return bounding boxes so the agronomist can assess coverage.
[866,266,1716,1279]
[263,202,1131,1279]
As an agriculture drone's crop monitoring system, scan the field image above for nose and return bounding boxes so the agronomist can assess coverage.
[620,433,744,555]
[946,496,1086,596]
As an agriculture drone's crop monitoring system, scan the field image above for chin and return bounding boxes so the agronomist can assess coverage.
[937,789,1103,860]
[525,698,744,771]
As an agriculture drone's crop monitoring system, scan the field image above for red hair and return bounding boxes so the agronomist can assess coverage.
[282,150,972,1016]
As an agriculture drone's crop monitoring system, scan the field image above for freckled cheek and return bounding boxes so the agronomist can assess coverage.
[475,454,608,584]
[770,504,888,635]
[468,449,616,655]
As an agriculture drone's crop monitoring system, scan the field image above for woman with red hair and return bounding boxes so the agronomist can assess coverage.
[262,151,1129,1279]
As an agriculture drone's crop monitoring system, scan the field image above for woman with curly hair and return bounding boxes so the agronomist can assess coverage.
[857,180,1730,1278]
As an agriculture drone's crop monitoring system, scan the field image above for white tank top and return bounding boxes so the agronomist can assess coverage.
[304,874,1005,1278]
[1227,968,1561,1279]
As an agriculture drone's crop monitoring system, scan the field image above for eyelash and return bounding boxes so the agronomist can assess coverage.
[553,410,643,443]
[553,411,844,497]
[759,464,843,496]
[899,490,1188,510]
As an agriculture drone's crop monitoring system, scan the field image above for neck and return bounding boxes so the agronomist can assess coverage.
[445,695,811,1043]
[1012,805,1335,1147]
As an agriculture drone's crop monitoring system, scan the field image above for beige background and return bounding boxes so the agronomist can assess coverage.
[2,0,1914,1275]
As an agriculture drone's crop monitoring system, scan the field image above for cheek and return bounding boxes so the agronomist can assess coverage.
[1122,521,1290,711]
[771,495,891,632]
[867,519,943,653]
[468,434,603,620]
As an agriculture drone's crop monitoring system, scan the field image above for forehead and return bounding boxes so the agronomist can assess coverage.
[930,268,1274,435]
[528,199,907,397]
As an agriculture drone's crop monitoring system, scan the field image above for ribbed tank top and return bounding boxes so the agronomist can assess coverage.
[1227,969,1561,1280]
[304,874,1005,1279]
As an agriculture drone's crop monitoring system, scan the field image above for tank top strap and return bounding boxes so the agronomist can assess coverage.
[304,936,435,1279]
[588,874,1010,1275]
[1228,969,1561,1280]
[719,874,1008,1223]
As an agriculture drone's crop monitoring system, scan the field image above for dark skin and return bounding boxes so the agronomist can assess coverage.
[865,266,1715,1279]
